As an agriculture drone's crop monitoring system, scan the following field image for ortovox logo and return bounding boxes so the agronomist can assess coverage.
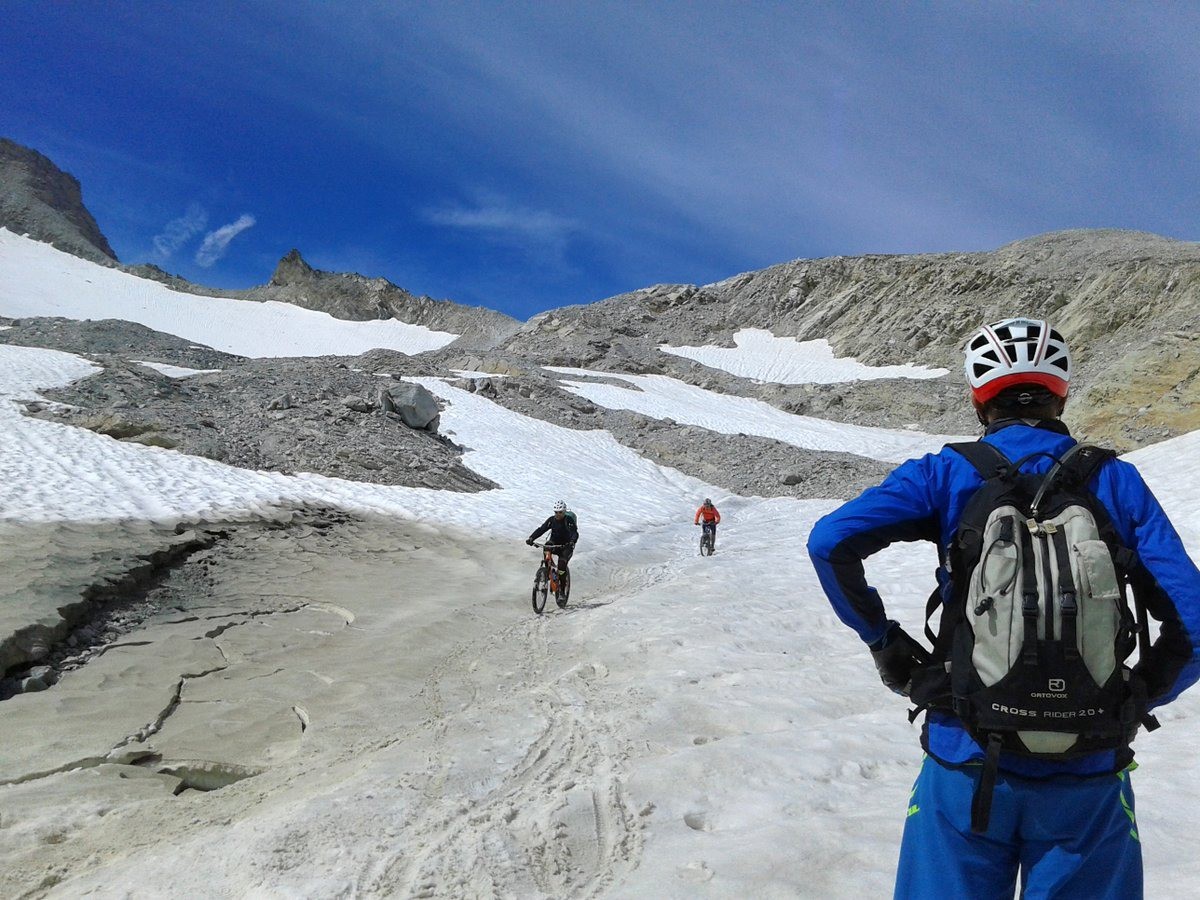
[1048,678,1066,692]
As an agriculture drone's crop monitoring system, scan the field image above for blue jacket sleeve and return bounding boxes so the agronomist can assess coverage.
[1102,460,1200,709]
[807,454,942,645]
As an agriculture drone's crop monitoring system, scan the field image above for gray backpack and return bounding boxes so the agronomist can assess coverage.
[909,441,1155,832]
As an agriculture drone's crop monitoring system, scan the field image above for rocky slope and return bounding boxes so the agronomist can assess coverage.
[0,319,493,492]
[495,230,1200,450]
[0,138,117,263]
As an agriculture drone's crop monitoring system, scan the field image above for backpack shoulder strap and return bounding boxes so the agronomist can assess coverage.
[946,441,1012,480]
[1029,444,1117,517]
[1057,444,1116,487]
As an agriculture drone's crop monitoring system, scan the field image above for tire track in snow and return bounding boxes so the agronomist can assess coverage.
[361,601,644,898]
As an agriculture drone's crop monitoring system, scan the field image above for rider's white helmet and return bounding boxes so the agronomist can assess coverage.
[553,500,567,513]
[964,317,1072,404]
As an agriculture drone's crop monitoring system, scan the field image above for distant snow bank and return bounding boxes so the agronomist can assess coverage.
[547,366,962,463]
[136,361,222,378]
[660,328,947,384]
[0,229,459,358]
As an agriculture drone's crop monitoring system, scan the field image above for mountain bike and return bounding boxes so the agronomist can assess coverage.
[698,522,716,556]
[531,542,571,614]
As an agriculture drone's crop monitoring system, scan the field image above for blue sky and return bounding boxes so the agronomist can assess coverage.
[4,2,1199,318]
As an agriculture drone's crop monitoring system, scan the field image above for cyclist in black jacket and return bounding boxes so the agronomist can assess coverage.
[526,499,578,584]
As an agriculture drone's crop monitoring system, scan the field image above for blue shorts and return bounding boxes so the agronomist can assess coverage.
[896,756,1142,900]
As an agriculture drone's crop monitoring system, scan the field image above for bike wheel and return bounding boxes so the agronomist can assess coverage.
[532,567,548,614]
[700,532,713,556]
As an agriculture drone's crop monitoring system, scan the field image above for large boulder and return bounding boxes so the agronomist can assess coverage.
[382,383,440,431]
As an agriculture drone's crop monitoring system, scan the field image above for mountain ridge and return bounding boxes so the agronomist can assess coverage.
[4,136,1199,451]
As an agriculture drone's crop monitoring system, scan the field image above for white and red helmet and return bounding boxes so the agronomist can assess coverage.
[964,317,1072,404]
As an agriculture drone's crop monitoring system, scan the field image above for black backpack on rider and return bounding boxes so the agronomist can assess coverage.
[908,441,1156,832]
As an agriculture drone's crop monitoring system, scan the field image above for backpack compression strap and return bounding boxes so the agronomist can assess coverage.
[918,442,1014,645]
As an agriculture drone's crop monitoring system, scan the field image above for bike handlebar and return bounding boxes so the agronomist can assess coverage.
[532,542,566,550]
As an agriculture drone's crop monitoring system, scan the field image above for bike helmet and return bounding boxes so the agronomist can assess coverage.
[964,317,1071,404]
[703,498,713,506]
[553,499,567,513]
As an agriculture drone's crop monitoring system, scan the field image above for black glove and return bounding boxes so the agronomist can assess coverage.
[525,538,534,546]
[869,622,930,697]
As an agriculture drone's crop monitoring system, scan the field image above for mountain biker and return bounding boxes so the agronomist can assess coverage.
[694,498,720,551]
[807,317,1200,899]
[526,500,578,597]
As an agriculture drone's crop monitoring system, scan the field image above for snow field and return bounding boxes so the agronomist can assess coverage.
[3,231,1200,896]
[660,328,948,384]
[0,229,459,357]
[5,340,1200,895]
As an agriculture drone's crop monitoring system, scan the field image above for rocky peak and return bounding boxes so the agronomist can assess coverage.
[270,249,316,286]
[249,249,520,349]
[0,137,117,263]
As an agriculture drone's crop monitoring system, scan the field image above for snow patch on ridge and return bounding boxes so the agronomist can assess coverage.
[660,328,947,384]
[0,229,459,358]
[547,366,962,464]
[135,361,222,378]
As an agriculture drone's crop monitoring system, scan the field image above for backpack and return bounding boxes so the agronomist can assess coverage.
[565,510,577,529]
[909,440,1156,832]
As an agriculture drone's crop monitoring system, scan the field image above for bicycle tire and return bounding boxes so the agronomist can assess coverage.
[532,566,548,614]
[700,531,713,556]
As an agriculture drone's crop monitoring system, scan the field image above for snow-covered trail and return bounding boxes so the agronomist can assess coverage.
[25,489,1200,899]
[0,339,934,896]
[7,500,911,899]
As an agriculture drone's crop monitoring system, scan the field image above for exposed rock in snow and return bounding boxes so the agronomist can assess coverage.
[381,381,440,430]
[29,353,489,491]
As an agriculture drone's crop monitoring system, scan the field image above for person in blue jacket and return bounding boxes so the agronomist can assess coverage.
[807,317,1200,899]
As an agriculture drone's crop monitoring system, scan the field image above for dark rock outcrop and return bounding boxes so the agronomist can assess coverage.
[0,137,117,263]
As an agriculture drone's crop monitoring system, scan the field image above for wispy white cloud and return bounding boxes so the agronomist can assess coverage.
[195,214,256,267]
[151,204,208,259]
[425,194,580,258]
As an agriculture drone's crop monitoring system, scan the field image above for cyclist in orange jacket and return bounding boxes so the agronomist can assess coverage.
[694,498,721,551]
